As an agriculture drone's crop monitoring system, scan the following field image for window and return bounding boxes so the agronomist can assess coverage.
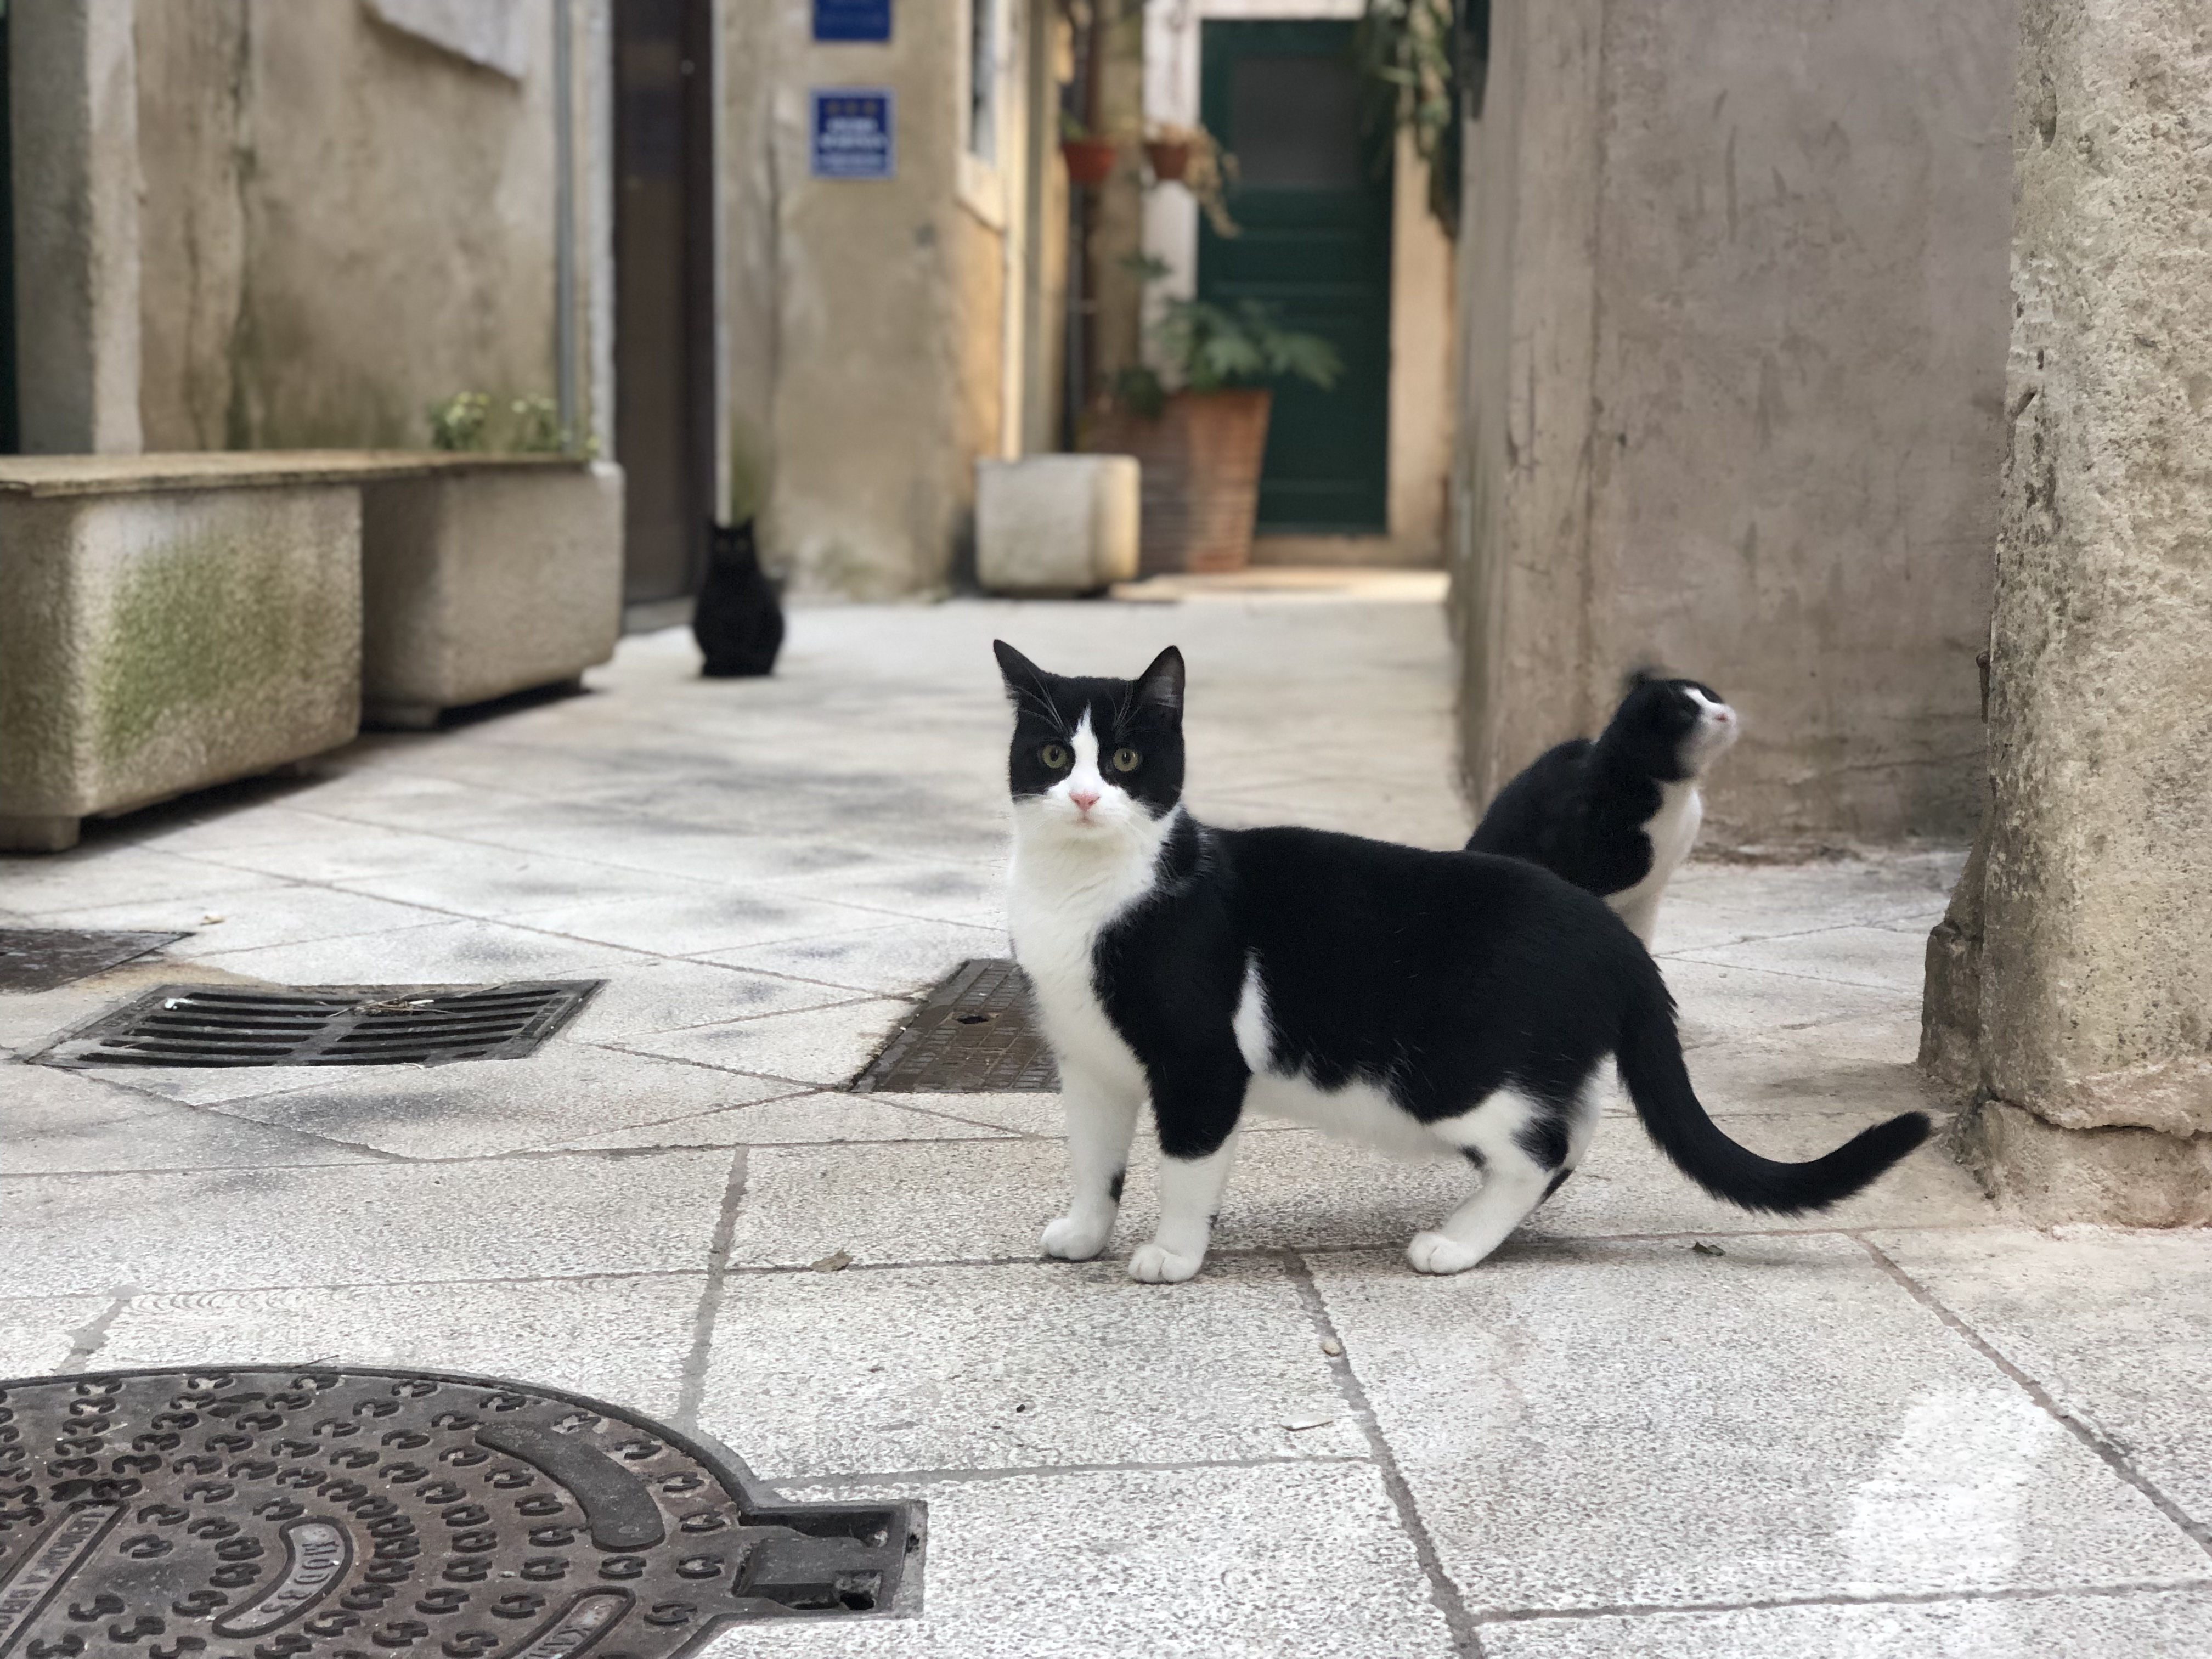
[968,0,1000,162]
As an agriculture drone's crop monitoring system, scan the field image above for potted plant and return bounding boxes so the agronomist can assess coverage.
[1140,122,1239,238]
[1084,281,1340,575]
[1060,114,1119,187]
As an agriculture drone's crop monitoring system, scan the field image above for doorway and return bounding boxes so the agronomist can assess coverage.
[1198,20,1392,534]
[613,0,716,608]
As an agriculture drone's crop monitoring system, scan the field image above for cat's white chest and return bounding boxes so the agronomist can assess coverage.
[1006,840,1154,1091]
[1608,780,1702,944]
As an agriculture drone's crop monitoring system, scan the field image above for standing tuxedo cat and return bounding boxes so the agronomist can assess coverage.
[995,642,1926,1284]
[1468,672,1739,945]
[693,518,785,677]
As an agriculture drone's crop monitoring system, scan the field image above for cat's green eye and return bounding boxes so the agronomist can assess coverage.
[1040,743,1071,770]
[1112,747,1142,773]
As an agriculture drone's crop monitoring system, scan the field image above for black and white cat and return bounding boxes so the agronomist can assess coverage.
[1467,671,1739,945]
[693,517,785,678]
[995,641,1925,1284]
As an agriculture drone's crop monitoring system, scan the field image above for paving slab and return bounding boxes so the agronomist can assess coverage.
[514,887,890,956]
[1,1063,385,1172]
[180,914,636,982]
[545,1090,1025,1150]
[1310,1238,2206,1616]
[0,1149,738,1296]
[0,1294,115,1374]
[700,1256,1362,1477]
[87,1273,705,1419]
[612,996,916,1085]
[704,918,1011,996]
[698,1463,1462,1659]
[192,1039,801,1158]
[1671,924,1933,994]
[1871,1227,2212,1527]
[1479,1589,2212,1659]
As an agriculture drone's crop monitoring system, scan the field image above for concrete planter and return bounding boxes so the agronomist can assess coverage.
[975,455,1140,596]
[360,460,623,729]
[0,460,364,853]
[1085,388,1272,575]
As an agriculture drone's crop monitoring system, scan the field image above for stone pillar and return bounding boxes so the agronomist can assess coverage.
[9,0,143,454]
[1932,0,2212,1223]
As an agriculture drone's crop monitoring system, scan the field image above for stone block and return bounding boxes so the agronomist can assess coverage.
[974,455,1139,596]
[359,460,623,726]
[0,483,361,852]
[1952,1098,2212,1229]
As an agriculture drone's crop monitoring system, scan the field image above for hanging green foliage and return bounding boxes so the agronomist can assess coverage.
[1354,0,1464,238]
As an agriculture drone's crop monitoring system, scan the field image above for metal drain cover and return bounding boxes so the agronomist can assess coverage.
[0,1367,922,1656]
[852,958,1058,1093]
[0,930,188,994]
[30,983,602,1070]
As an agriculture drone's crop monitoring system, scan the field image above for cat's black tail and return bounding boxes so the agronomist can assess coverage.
[1612,969,1931,1214]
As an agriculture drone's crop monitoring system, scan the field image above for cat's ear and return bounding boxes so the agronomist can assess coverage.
[993,640,1049,699]
[1135,646,1184,716]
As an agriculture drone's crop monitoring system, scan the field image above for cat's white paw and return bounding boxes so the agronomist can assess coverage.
[1406,1231,1485,1276]
[1127,1242,1204,1284]
[1040,1214,1111,1261]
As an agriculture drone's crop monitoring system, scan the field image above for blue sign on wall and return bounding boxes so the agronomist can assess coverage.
[813,0,891,43]
[810,89,896,180]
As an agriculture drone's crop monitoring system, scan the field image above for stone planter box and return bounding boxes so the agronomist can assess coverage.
[0,452,624,852]
[0,455,365,853]
[975,455,1140,596]
[360,459,623,729]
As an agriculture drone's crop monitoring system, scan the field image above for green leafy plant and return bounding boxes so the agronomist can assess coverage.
[1355,0,1462,236]
[427,391,492,452]
[1111,289,1344,417]
[1142,120,1240,238]
[427,391,573,454]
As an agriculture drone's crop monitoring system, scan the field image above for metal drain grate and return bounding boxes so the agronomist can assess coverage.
[0,929,188,993]
[852,958,1059,1093]
[0,1366,922,1653]
[30,981,602,1070]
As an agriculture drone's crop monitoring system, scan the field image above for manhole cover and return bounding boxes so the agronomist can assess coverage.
[0,1367,923,1655]
[0,931,189,994]
[29,983,602,1070]
[852,958,1058,1093]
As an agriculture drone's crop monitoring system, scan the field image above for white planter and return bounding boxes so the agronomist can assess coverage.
[975,455,1140,596]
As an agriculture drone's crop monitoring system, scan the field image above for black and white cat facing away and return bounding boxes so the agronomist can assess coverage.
[1467,671,1739,946]
[693,517,785,678]
[995,641,1926,1284]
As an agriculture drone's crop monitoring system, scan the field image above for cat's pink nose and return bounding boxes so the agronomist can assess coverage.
[1070,789,1101,812]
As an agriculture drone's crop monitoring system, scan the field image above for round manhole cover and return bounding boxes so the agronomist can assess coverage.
[0,1369,921,1659]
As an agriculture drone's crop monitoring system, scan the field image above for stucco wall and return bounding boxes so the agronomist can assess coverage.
[133,0,563,452]
[1452,0,2017,843]
[725,3,1025,599]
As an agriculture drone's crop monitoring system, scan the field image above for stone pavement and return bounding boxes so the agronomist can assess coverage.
[2,584,2208,1657]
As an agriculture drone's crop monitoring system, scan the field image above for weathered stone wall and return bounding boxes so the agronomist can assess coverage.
[133,0,562,452]
[1937,0,2212,1223]
[1452,0,2017,843]
[10,0,144,453]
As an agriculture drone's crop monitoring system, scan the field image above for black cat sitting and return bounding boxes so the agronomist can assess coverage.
[693,518,785,678]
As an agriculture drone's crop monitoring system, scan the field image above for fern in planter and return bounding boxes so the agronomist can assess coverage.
[1090,285,1345,575]
[1112,295,1342,417]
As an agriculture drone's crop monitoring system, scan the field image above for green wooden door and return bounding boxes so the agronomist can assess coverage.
[1199,19,1392,534]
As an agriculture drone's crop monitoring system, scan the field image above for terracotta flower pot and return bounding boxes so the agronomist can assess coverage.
[1084,388,1272,575]
[1143,139,1193,183]
[1060,137,1118,186]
